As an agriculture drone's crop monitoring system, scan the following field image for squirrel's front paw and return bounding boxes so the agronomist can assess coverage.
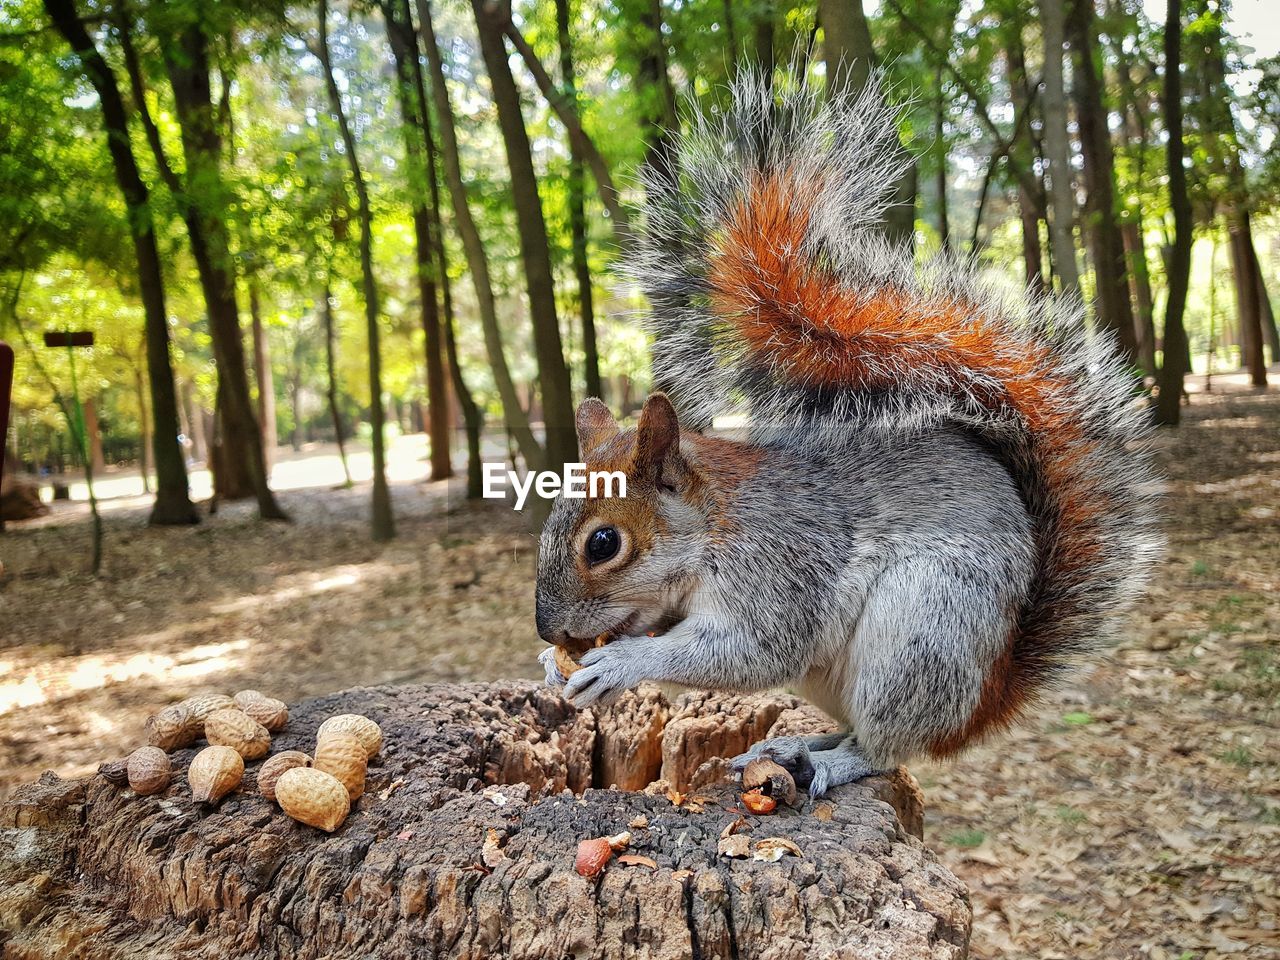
[538,646,568,689]
[562,641,647,708]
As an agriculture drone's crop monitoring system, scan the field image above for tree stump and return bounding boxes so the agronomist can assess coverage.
[0,682,970,959]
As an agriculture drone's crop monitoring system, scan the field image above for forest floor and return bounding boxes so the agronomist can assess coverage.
[1,379,1277,960]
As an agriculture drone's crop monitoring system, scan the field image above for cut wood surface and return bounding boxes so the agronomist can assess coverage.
[0,682,970,959]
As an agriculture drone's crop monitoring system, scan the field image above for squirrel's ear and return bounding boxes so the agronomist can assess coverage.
[635,393,681,480]
[576,398,619,456]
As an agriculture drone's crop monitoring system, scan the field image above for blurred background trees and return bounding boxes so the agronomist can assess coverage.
[2,0,1277,538]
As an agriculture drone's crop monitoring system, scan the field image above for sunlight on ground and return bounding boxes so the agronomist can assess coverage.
[35,432,444,513]
[0,639,251,715]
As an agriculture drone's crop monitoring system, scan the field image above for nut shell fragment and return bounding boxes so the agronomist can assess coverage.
[275,767,350,832]
[233,690,289,732]
[257,751,312,802]
[316,714,382,758]
[553,646,582,678]
[188,745,244,804]
[126,746,172,795]
[205,708,271,760]
[313,732,367,801]
[574,838,613,878]
[741,757,798,806]
[741,788,777,815]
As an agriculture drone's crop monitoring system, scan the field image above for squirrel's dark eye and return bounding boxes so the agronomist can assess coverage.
[586,526,621,565]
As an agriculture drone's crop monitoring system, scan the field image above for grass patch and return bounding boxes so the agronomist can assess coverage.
[1219,746,1255,768]
[1055,804,1088,825]
[1062,711,1094,726]
[946,829,986,849]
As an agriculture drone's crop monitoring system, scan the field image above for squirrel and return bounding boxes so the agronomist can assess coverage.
[534,71,1161,798]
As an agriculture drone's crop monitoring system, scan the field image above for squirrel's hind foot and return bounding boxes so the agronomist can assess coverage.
[730,733,887,799]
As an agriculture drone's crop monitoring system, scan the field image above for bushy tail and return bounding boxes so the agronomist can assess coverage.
[633,71,1161,739]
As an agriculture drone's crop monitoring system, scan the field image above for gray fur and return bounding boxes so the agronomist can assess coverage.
[536,69,1160,797]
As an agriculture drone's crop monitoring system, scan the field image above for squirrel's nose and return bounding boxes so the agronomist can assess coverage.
[534,598,563,644]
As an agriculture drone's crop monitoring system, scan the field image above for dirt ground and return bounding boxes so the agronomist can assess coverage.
[1,384,1277,960]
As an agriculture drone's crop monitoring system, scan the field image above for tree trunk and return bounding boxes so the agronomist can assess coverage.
[635,0,680,190]
[1258,257,1279,364]
[1007,24,1046,296]
[82,397,106,473]
[933,64,950,250]
[320,284,353,487]
[440,252,484,500]
[471,0,578,472]
[1122,220,1158,377]
[554,0,603,400]
[416,0,543,471]
[181,380,206,464]
[1228,221,1267,385]
[249,283,278,473]
[160,16,285,520]
[134,361,151,493]
[1068,0,1138,364]
[382,0,453,483]
[1155,0,1191,426]
[499,17,630,243]
[1039,0,1081,298]
[0,682,970,958]
[316,0,395,540]
[42,0,197,525]
[819,0,915,248]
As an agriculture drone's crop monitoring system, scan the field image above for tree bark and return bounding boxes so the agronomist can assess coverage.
[82,397,106,473]
[439,246,483,500]
[1257,256,1279,364]
[0,682,970,959]
[819,0,915,248]
[555,0,603,400]
[320,283,353,487]
[471,0,578,472]
[1155,0,1191,426]
[133,359,151,493]
[382,0,453,483]
[1228,223,1267,385]
[159,13,286,519]
[416,0,543,471]
[42,0,197,525]
[1039,0,1081,297]
[933,63,950,250]
[1007,23,1047,296]
[1068,0,1138,364]
[315,0,395,540]
[1122,220,1158,377]
[249,283,278,473]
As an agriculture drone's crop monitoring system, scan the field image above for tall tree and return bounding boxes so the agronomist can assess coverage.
[415,0,542,469]
[1068,0,1138,364]
[381,0,451,482]
[151,2,286,518]
[1005,18,1047,295]
[554,0,602,400]
[1155,0,1191,426]
[820,0,916,247]
[42,0,198,526]
[1040,0,1081,297]
[248,282,277,469]
[471,0,577,470]
[1197,5,1267,386]
[315,0,395,540]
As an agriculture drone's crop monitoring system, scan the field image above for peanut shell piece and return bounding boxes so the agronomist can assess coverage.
[177,693,236,737]
[145,705,197,752]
